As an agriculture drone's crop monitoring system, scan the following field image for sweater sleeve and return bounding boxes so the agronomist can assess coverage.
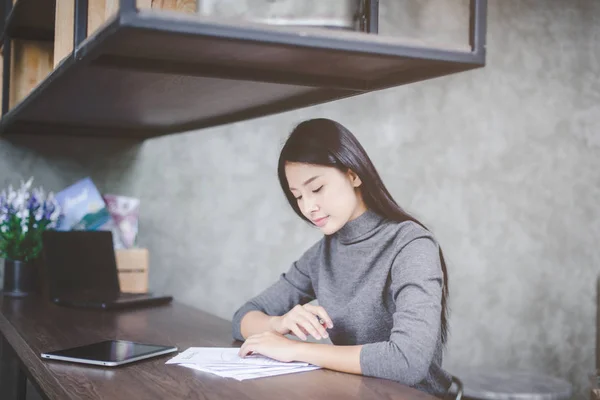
[359,237,443,386]
[231,242,320,341]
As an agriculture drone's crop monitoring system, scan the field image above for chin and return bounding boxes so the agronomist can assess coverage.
[320,221,341,235]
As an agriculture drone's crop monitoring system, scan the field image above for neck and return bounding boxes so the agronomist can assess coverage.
[335,208,384,244]
[348,193,367,222]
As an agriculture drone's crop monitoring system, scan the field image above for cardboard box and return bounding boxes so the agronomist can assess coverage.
[115,248,149,293]
[54,0,197,67]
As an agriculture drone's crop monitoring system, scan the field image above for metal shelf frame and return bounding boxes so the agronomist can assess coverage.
[0,0,487,138]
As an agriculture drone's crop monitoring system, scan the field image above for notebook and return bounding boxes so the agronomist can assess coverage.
[42,231,172,310]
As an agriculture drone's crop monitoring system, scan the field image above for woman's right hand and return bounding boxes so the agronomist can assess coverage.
[270,304,334,341]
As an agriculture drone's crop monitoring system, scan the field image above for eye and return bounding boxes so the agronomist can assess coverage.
[312,186,323,193]
[294,195,302,201]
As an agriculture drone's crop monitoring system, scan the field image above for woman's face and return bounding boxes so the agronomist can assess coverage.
[285,162,366,235]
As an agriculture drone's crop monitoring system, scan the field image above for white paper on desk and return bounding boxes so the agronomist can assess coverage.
[167,347,321,381]
[181,363,321,381]
[196,364,292,371]
[166,347,310,367]
[194,364,311,374]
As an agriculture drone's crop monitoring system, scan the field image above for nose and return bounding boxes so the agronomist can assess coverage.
[302,195,319,215]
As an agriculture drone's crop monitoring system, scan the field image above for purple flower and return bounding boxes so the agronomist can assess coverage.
[44,201,56,220]
[0,177,63,261]
[27,193,40,212]
[0,191,11,224]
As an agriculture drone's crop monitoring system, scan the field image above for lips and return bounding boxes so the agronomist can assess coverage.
[312,216,329,227]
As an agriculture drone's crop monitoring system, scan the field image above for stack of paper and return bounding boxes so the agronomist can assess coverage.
[166,347,321,381]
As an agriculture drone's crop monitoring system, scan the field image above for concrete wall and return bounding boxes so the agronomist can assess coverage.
[2,1,599,398]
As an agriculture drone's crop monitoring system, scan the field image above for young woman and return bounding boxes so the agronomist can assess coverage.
[232,118,452,396]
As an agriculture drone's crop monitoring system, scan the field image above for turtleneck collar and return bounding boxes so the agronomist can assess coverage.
[333,208,385,244]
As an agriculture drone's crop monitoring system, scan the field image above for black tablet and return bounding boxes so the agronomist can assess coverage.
[41,340,178,367]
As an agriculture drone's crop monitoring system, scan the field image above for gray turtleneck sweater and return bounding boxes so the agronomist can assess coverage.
[231,210,452,395]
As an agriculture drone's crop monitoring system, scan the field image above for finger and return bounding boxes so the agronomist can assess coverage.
[238,343,251,357]
[299,308,329,338]
[238,335,260,356]
[304,304,334,329]
[239,345,254,357]
[288,324,308,341]
[296,314,324,340]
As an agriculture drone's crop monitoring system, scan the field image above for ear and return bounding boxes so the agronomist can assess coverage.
[347,169,362,188]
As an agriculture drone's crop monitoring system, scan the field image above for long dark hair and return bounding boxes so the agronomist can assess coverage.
[277,118,449,344]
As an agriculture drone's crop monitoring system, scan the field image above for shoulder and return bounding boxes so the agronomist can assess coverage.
[382,221,442,276]
[384,220,440,252]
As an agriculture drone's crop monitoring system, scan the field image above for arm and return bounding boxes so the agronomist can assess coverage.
[293,342,363,375]
[360,237,443,386]
[240,237,443,382]
[239,331,363,374]
[232,242,321,341]
[239,310,279,339]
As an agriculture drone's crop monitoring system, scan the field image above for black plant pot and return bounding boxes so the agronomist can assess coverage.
[3,259,37,297]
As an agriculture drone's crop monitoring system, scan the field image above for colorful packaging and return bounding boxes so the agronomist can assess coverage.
[103,194,140,249]
[54,177,124,248]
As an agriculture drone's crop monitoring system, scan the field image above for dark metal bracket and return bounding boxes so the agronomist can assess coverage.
[1,0,12,116]
[355,0,486,58]
[119,0,137,15]
[74,0,88,47]
[469,0,487,60]
[356,0,379,34]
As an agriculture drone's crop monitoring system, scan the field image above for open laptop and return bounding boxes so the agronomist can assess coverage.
[42,231,172,310]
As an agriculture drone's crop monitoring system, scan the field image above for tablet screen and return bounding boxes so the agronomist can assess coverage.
[43,340,176,363]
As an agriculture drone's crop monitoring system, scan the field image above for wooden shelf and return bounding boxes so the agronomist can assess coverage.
[0,2,487,139]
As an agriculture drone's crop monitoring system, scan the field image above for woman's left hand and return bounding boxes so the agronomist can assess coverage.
[238,331,301,363]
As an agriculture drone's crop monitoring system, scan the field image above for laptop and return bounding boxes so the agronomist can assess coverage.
[42,230,173,310]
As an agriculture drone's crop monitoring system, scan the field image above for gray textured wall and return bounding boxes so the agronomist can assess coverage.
[1,1,599,399]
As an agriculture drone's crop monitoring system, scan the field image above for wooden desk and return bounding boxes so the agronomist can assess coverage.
[0,295,437,400]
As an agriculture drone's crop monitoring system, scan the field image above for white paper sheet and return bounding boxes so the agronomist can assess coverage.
[181,363,321,381]
[166,347,321,380]
[166,347,310,367]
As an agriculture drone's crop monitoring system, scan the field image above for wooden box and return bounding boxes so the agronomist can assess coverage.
[5,39,54,109]
[54,0,197,67]
[115,248,149,293]
[0,3,53,110]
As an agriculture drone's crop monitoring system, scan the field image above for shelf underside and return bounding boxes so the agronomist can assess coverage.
[0,10,484,138]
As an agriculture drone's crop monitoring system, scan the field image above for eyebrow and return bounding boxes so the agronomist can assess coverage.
[289,175,321,191]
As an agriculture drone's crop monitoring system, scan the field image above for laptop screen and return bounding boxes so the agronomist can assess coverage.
[42,231,121,298]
